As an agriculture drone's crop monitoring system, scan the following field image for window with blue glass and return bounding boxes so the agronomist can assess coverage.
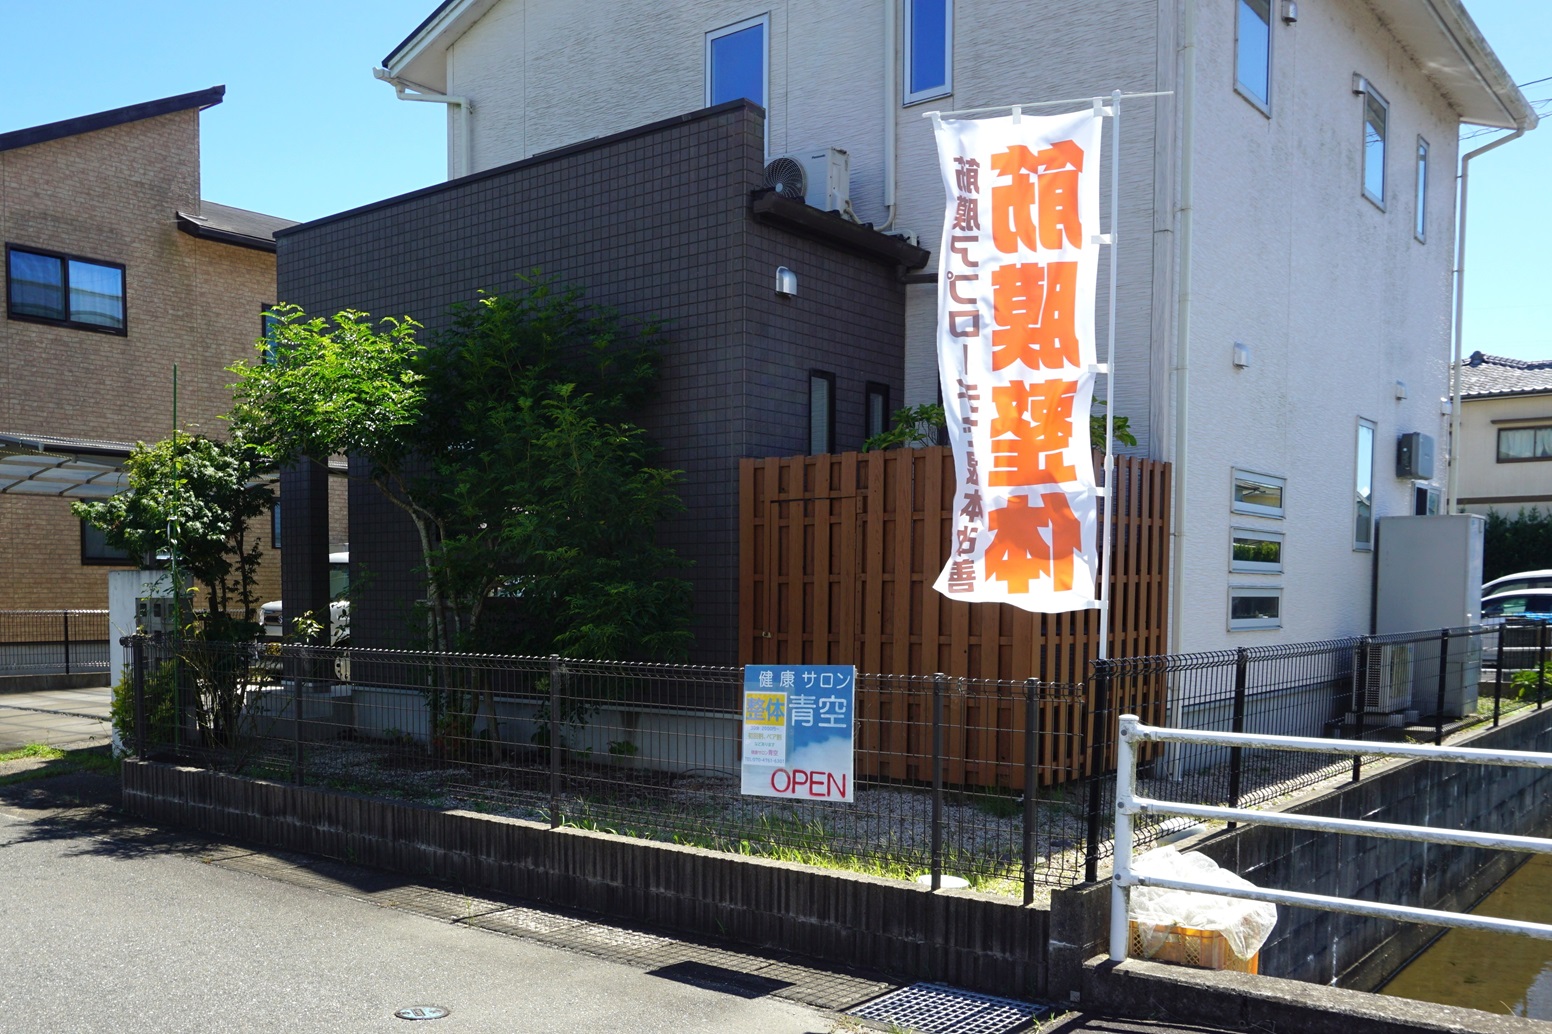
[706,15,768,109]
[1235,0,1271,111]
[904,0,952,104]
[6,245,125,334]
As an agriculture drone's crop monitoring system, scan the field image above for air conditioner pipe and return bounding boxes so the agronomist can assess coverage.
[373,67,473,179]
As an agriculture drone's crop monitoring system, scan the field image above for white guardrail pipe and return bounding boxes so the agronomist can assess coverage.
[1110,714,1552,963]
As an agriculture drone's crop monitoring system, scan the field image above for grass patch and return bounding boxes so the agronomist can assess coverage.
[0,744,117,786]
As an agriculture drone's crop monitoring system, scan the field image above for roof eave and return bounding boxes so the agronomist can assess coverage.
[1367,0,1536,129]
[382,0,500,92]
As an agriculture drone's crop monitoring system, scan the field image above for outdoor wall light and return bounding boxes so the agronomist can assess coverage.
[1232,341,1251,368]
[1394,380,1408,400]
[775,266,798,298]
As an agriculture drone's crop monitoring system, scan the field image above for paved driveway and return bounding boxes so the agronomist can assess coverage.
[0,684,111,751]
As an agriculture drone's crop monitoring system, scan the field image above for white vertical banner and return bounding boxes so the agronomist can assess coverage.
[931,110,1102,613]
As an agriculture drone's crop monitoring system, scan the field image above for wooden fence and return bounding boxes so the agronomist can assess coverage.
[738,447,1172,789]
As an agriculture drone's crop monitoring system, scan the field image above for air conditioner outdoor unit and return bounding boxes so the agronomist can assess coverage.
[763,147,852,215]
[1363,643,1414,712]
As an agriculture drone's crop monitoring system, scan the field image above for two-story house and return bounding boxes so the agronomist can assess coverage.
[279,0,1531,660]
[1454,351,1552,519]
[0,87,293,614]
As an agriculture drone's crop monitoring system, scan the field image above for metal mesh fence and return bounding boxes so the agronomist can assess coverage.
[0,610,108,675]
[123,623,1526,893]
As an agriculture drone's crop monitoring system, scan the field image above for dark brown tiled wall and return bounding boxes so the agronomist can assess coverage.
[277,102,906,661]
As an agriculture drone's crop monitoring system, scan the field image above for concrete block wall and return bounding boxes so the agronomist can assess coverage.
[123,759,1049,997]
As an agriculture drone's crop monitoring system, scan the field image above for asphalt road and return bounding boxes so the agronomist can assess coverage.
[0,684,112,751]
[0,784,835,1034]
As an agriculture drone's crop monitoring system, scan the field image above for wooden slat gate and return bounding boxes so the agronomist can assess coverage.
[739,446,1171,788]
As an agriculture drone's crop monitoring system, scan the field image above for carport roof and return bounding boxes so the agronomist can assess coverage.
[0,432,134,499]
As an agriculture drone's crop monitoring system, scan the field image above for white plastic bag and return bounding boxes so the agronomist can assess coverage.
[1127,846,1278,961]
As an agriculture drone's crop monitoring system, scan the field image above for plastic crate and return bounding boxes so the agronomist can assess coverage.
[1129,920,1259,973]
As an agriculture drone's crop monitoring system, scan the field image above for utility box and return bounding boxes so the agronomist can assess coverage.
[1375,515,1483,718]
[1396,432,1435,479]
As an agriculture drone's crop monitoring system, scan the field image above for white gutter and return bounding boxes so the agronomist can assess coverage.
[878,0,898,231]
[1167,0,1196,655]
[1446,122,1528,513]
[373,67,472,180]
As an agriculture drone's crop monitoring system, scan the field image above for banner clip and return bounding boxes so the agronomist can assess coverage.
[1092,97,1113,118]
[1089,363,1110,375]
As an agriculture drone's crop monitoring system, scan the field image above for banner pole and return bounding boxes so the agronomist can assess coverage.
[1097,90,1121,663]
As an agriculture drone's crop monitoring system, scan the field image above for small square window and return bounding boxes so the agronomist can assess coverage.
[707,15,768,109]
[1230,528,1283,573]
[81,519,134,566]
[6,245,125,334]
[1229,586,1282,631]
[1235,0,1271,111]
[904,0,953,105]
[1232,469,1285,518]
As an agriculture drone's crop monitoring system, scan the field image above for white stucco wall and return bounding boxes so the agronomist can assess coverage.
[402,0,1474,653]
[1457,393,1552,515]
[1177,0,1460,650]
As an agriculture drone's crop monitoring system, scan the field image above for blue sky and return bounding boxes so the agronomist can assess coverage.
[0,0,1546,360]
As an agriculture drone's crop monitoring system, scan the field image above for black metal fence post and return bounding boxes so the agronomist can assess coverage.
[292,664,304,784]
[931,672,945,891]
[1353,637,1371,782]
[549,653,562,829]
[1227,648,1248,824]
[131,635,146,760]
[1434,628,1451,746]
[1084,660,1113,884]
[1494,625,1506,728]
[1539,621,1548,710]
[62,610,71,675]
[1022,676,1038,906]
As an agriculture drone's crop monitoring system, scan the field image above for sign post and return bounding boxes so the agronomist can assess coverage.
[740,664,856,802]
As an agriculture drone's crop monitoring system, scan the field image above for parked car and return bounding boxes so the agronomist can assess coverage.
[260,549,349,645]
[1483,570,1552,598]
[1480,588,1552,670]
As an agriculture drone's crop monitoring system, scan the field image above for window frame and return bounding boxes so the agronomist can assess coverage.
[809,369,836,455]
[1354,418,1376,551]
[271,501,282,550]
[6,243,127,335]
[705,14,770,110]
[1230,527,1284,574]
[80,518,135,566]
[865,381,891,443]
[903,0,953,106]
[1234,0,1272,114]
[1496,425,1552,463]
[1360,80,1389,209]
[1231,468,1286,519]
[1228,585,1282,631]
[1414,136,1429,243]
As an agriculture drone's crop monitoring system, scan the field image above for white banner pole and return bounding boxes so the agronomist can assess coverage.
[1097,90,1121,662]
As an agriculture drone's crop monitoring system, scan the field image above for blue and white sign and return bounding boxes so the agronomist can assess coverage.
[740,664,856,802]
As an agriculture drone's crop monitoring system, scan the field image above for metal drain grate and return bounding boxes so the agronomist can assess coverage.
[849,982,1046,1034]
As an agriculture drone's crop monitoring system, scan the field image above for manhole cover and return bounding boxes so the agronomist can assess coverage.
[394,1005,450,1021]
[849,983,1046,1034]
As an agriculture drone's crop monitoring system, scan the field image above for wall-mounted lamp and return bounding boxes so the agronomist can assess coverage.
[1281,0,1298,24]
[1394,380,1408,400]
[1232,341,1251,369]
[775,266,798,298]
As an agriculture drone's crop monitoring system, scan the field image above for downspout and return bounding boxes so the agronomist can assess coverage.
[1446,122,1528,513]
[1168,0,1197,655]
[878,0,899,231]
[373,67,473,180]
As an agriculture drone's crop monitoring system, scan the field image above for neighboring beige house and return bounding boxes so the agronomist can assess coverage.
[1455,351,1552,518]
[372,0,1533,651]
[0,87,293,612]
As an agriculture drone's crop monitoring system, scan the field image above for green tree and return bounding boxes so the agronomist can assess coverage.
[71,430,273,633]
[1484,507,1552,583]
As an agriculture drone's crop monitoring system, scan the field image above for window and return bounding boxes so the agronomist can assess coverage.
[6,245,125,334]
[261,307,280,365]
[1229,587,1282,631]
[1230,528,1283,573]
[809,370,835,454]
[865,382,891,442]
[81,519,133,566]
[1235,0,1271,111]
[1354,419,1375,550]
[1231,469,1285,518]
[706,15,768,109]
[1360,81,1388,208]
[904,0,952,105]
[1414,137,1429,242]
[1497,425,1552,462]
[271,502,282,550]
